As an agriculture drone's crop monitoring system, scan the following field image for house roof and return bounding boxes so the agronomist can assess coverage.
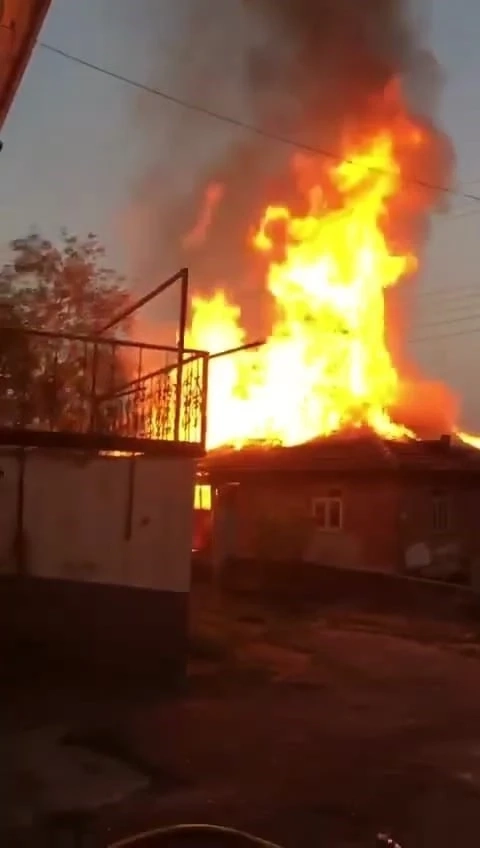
[0,1,51,129]
[201,433,480,478]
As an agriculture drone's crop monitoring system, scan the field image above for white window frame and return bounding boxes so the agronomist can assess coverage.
[311,494,343,532]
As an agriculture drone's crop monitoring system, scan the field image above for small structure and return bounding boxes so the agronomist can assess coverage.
[199,434,480,585]
[0,270,209,684]
[0,1,52,129]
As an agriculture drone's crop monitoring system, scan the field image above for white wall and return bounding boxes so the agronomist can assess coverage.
[126,455,195,592]
[0,450,195,592]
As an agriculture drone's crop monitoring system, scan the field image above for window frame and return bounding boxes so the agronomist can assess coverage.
[311,491,343,532]
[194,483,212,511]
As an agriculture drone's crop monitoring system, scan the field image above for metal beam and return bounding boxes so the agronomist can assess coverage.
[209,339,266,360]
[0,324,203,356]
[98,268,188,334]
[96,351,203,404]
[0,427,205,457]
[173,268,189,441]
[98,337,264,404]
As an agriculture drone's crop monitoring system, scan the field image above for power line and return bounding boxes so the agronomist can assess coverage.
[412,323,480,344]
[30,41,480,347]
[413,290,480,326]
[416,307,480,326]
[459,177,480,188]
[416,284,480,300]
[439,206,480,223]
[37,41,480,206]
[415,293,480,317]
[413,310,480,331]
[415,304,480,325]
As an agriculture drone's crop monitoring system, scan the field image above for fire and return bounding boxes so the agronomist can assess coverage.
[187,108,429,450]
[458,432,480,451]
[183,87,479,453]
[183,182,225,249]
[187,292,248,450]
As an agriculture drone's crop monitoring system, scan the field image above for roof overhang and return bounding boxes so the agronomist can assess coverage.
[200,434,480,479]
[0,0,52,129]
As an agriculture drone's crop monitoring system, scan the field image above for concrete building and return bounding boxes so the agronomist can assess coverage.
[198,435,480,587]
[0,316,208,685]
[0,449,198,683]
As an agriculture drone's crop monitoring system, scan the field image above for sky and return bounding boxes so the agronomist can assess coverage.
[2,0,480,425]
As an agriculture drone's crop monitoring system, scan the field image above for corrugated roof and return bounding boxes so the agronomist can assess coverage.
[201,434,480,476]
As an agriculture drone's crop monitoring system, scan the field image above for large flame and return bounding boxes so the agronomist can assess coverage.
[186,100,431,449]
[183,87,478,453]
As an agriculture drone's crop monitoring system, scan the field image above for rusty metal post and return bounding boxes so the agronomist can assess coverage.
[173,268,189,442]
[89,342,99,432]
[208,339,265,361]
[200,352,209,451]
[98,268,186,335]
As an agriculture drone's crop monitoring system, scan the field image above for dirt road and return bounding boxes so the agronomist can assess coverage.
[5,590,480,847]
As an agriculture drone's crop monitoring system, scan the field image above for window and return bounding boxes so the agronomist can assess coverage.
[194,484,212,511]
[311,491,343,531]
[432,491,450,533]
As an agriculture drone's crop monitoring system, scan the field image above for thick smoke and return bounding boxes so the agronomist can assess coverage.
[126,0,453,339]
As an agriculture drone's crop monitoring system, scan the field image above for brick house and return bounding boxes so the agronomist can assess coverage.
[198,435,480,584]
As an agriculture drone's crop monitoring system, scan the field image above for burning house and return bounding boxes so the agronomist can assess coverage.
[177,4,480,591]
[184,83,480,587]
[197,435,480,586]
[2,0,479,667]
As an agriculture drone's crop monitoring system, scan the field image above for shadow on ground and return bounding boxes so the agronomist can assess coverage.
[4,587,480,847]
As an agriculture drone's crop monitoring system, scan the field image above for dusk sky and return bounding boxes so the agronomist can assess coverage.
[2,0,480,426]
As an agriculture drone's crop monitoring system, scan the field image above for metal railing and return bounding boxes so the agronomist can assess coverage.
[0,325,208,450]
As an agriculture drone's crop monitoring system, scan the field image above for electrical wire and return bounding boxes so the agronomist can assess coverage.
[440,206,480,222]
[408,297,480,342]
[107,823,283,848]
[416,284,480,300]
[411,323,480,344]
[415,305,480,326]
[407,290,480,335]
[413,310,480,331]
[37,41,480,205]
[416,298,480,315]
[30,43,480,352]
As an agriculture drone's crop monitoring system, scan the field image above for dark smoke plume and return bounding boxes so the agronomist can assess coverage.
[126,0,454,337]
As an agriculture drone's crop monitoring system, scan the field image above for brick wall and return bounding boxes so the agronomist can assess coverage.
[399,479,480,579]
[220,476,400,573]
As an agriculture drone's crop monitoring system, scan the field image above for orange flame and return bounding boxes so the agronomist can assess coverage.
[184,90,477,452]
[183,182,225,249]
[457,431,480,450]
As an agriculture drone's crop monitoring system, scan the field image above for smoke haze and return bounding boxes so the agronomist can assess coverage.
[125,0,454,339]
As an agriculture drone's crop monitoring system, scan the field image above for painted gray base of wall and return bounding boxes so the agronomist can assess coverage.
[0,577,188,688]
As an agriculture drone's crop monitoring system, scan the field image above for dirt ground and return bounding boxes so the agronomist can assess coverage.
[5,586,480,847]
